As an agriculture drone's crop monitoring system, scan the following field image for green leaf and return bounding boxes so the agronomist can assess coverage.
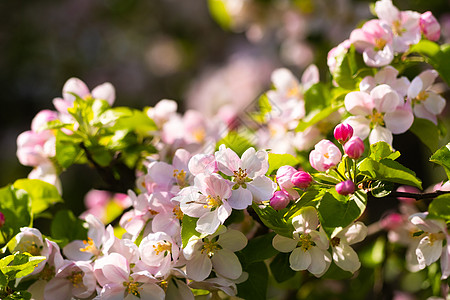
[428,194,450,221]
[368,141,400,161]
[359,158,422,189]
[239,232,278,265]
[304,83,331,114]
[312,173,340,185]
[207,0,232,30]
[430,143,450,180]
[90,99,110,126]
[237,262,268,300]
[295,105,342,132]
[112,109,157,136]
[258,93,272,118]
[332,45,358,90]
[251,203,293,238]
[55,130,85,168]
[0,185,32,243]
[409,118,440,152]
[13,179,63,216]
[216,131,254,157]
[0,253,45,282]
[269,252,296,283]
[370,180,394,198]
[360,236,386,268]
[50,210,87,247]
[181,215,200,248]
[321,261,353,279]
[410,40,450,86]
[267,153,300,175]
[318,191,366,235]
[284,189,322,220]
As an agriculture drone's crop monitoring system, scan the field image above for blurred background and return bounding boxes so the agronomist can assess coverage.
[1,0,450,211]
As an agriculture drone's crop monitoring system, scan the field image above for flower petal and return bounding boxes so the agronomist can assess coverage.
[272,234,298,253]
[384,104,414,134]
[332,243,361,273]
[212,249,242,279]
[186,254,212,281]
[369,125,393,146]
[289,247,311,271]
[218,229,248,252]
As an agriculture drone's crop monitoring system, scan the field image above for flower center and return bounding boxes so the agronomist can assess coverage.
[392,20,404,36]
[124,279,141,297]
[374,38,387,50]
[287,85,300,98]
[39,264,55,281]
[415,90,429,102]
[201,239,222,257]
[298,234,314,252]
[173,169,188,188]
[369,110,384,127]
[153,241,172,256]
[17,240,42,256]
[233,167,249,188]
[193,129,206,143]
[428,232,445,246]
[172,205,183,220]
[331,237,341,247]
[204,195,222,209]
[79,237,102,257]
[68,271,84,288]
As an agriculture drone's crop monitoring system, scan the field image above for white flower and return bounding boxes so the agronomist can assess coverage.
[183,227,247,281]
[272,207,331,276]
[330,222,368,273]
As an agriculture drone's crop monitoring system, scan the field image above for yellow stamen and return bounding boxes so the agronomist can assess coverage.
[39,265,55,281]
[79,237,102,257]
[172,205,183,220]
[298,234,314,252]
[203,195,222,209]
[124,279,141,297]
[193,129,206,143]
[416,90,429,102]
[233,168,248,186]
[374,38,387,50]
[287,85,300,98]
[392,20,404,36]
[68,271,84,288]
[152,241,172,256]
[17,241,42,256]
[370,111,384,126]
[201,240,221,257]
[173,169,188,187]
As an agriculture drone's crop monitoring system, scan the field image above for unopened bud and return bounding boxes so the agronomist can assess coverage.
[0,212,5,228]
[270,191,290,210]
[420,11,440,42]
[276,165,297,190]
[344,136,365,159]
[335,180,355,196]
[334,123,353,144]
[291,171,313,189]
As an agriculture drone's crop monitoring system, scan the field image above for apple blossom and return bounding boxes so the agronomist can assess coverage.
[309,139,342,172]
[276,165,299,199]
[183,227,247,281]
[344,84,414,145]
[215,145,276,209]
[330,222,368,273]
[407,69,446,125]
[420,11,441,41]
[272,207,331,276]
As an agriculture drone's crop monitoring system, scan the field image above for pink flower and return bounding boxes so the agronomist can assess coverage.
[327,39,351,74]
[334,123,354,144]
[420,11,441,41]
[276,165,299,199]
[215,145,277,209]
[408,69,446,125]
[309,140,342,172]
[344,136,365,159]
[374,0,421,52]
[291,171,313,189]
[44,260,96,300]
[344,84,414,145]
[270,190,291,210]
[350,19,394,67]
[335,180,355,195]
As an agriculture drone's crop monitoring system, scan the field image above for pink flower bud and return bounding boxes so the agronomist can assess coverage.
[270,191,290,210]
[344,136,365,159]
[276,165,297,190]
[291,171,313,189]
[334,123,353,144]
[0,212,5,228]
[335,180,355,195]
[420,11,440,42]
